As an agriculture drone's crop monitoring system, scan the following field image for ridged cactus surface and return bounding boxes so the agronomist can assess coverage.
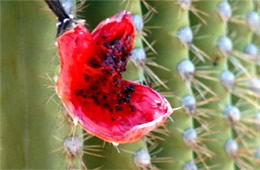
[1,1,67,168]
[1,0,259,169]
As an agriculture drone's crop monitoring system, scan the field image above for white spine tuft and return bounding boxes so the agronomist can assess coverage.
[256,146,260,160]
[177,27,193,45]
[178,60,195,81]
[225,139,238,157]
[131,48,146,61]
[224,105,241,123]
[244,43,258,57]
[132,15,144,32]
[134,149,151,167]
[177,0,192,10]
[181,95,196,114]
[217,1,232,22]
[246,11,259,32]
[250,78,260,95]
[220,70,235,90]
[217,36,233,55]
[183,161,198,170]
[183,128,197,148]
[64,136,83,156]
[255,113,260,131]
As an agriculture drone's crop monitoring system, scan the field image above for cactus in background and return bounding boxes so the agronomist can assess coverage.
[143,1,195,169]
[1,0,85,169]
[0,0,78,169]
[189,0,237,169]
[1,0,259,169]
[228,0,260,168]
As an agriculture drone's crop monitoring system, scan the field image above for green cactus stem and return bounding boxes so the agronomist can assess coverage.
[0,1,74,168]
[228,0,260,167]
[145,1,195,169]
[191,0,234,169]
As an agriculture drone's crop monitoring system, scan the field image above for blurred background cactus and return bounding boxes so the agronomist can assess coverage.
[1,0,259,169]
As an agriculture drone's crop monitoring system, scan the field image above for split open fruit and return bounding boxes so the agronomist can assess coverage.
[56,11,173,144]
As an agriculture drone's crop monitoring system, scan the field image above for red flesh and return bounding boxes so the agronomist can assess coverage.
[56,11,172,143]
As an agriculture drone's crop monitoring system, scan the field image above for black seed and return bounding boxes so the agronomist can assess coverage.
[82,94,87,98]
[102,35,107,39]
[130,105,136,112]
[88,58,101,68]
[94,98,100,105]
[103,103,109,108]
[111,117,116,121]
[103,95,107,101]
[107,54,115,60]
[126,93,131,98]
[109,108,113,113]
[104,42,109,48]
[115,106,123,112]
[75,90,80,96]
[117,98,123,104]
[90,84,99,91]
[111,39,120,45]
[129,84,134,88]
[114,46,121,52]
[84,74,90,82]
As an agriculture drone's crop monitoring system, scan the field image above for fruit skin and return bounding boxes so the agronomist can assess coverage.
[56,11,172,144]
[83,1,151,169]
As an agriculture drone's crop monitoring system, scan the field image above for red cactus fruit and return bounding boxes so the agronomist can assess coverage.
[56,11,172,144]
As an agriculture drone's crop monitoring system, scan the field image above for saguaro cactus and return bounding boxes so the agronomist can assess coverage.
[1,0,259,169]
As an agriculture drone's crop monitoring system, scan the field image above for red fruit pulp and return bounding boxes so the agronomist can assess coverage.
[56,11,172,144]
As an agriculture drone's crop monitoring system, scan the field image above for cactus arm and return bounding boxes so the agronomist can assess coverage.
[192,0,234,169]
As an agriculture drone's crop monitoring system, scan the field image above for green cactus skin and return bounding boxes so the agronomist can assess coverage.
[82,1,150,169]
[145,1,195,169]
[228,0,260,167]
[0,1,73,168]
[191,0,234,169]
[84,137,150,169]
